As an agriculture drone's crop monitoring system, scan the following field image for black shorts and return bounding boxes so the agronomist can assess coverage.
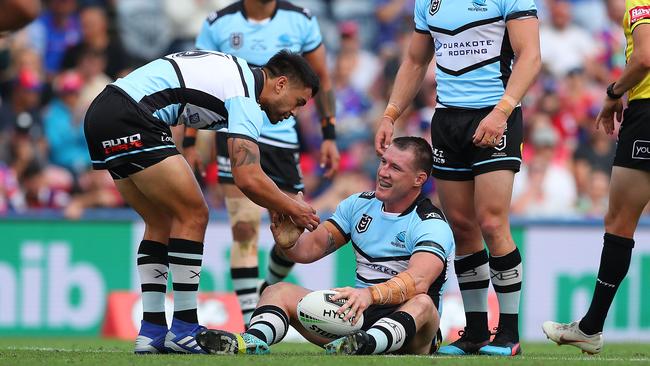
[430,107,523,181]
[360,304,400,331]
[613,99,650,171]
[216,131,303,193]
[84,86,179,179]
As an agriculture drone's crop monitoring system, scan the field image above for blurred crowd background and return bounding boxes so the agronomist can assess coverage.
[0,0,629,219]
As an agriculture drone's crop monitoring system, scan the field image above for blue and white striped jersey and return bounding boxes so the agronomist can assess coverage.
[195,0,322,147]
[327,192,455,310]
[414,0,537,108]
[112,50,267,142]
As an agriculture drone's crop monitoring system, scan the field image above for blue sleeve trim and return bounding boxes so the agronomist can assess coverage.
[326,218,351,242]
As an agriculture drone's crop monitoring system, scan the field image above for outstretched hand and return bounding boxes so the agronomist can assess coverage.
[595,97,624,135]
[374,117,395,156]
[320,139,340,179]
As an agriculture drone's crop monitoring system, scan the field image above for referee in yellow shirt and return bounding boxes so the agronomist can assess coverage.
[542,0,650,354]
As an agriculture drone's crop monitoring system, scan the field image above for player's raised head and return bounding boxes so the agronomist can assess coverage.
[390,136,434,179]
[375,136,433,204]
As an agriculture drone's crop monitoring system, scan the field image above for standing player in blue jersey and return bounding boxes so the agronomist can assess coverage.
[84,49,321,354]
[191,0,340,327]
[375,0,541,357]
[196,137,455,355]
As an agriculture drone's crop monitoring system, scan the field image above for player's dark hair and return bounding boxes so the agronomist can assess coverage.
[391,136,433,178]
[264,50,320,96]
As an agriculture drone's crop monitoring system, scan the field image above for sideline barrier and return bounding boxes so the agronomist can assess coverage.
[1,209,649,341]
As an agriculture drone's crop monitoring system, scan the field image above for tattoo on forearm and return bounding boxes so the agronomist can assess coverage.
[230,139,259,167]
[324,232,337,255]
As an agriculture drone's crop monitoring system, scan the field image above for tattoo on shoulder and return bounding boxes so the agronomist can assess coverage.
[230,139,259,167]
[324,232,337,255]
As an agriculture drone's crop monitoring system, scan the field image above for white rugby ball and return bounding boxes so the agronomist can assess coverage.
[296,289,364,339]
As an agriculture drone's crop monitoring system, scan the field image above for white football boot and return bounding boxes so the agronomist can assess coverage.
[542,321,603,355]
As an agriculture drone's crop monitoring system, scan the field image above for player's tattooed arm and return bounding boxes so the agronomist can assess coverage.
[229,138,259,167]
[323,231,337,256]
[281,222,347,263]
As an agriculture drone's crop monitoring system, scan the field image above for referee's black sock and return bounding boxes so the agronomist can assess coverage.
[580,233,634,335]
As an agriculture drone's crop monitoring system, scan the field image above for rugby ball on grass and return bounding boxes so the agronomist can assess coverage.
[297,289,364,339]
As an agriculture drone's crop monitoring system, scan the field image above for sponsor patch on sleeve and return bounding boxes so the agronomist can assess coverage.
[630,5,650,26]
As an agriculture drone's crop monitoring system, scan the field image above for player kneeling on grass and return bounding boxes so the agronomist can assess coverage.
[196,137,455,355]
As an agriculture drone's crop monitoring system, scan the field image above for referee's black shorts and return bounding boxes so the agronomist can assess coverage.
[613,99,650,171]
[430,106,523,181]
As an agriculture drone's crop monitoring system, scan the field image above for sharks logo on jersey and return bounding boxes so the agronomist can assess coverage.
[470,0,488,11]
[430,0,442,15]
[356,214,373,233]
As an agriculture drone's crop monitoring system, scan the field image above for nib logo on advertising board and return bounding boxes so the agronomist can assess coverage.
[0,243,104,329]
[0,221,132,336]
[523,227,650,341]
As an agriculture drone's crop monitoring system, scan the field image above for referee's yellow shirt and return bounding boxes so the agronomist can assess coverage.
[624,0,650,100]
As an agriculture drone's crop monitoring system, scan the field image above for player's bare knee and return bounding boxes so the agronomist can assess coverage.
[143,210,172,230]
[447,211,475,231]
[410,294,433,316]
[225,196,261,245]
[260,282,292,302]
[178,201,209,232]
[232,220,258,246]
[478,214,506,241]
[604,213,636,238]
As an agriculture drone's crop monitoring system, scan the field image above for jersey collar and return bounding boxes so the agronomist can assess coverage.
[382,193,427,217]
[400,193,427,217]
[241,1,280,21]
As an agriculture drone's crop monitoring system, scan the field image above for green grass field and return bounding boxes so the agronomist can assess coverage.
[0,339,649,366]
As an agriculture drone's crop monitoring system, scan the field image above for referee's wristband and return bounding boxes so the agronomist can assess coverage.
[606,82,624,100]
[182,136,196,148]
[321,116,336,140]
